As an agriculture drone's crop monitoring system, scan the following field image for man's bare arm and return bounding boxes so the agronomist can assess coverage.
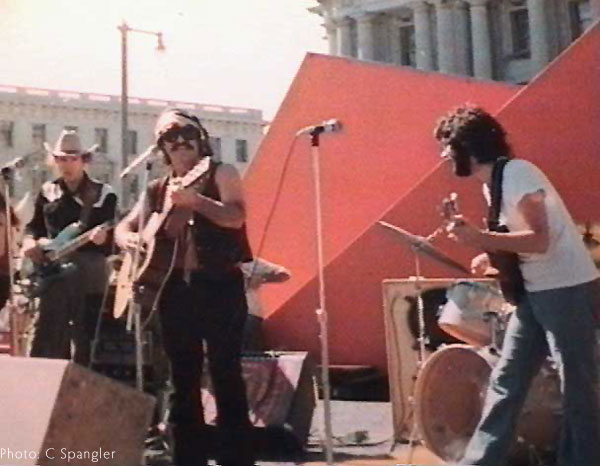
[171,164,246,229]
[448,190,550,255]
[115,196,150,249]
[479,190,550,254]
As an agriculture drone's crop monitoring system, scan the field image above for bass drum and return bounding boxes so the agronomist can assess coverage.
[414,345,562,464]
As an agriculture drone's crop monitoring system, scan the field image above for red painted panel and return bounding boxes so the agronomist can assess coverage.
[260,24,600,373]
[244,54,518,325]
[263,163,486,372]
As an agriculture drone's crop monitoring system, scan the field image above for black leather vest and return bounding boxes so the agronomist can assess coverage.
[149,160,253,277]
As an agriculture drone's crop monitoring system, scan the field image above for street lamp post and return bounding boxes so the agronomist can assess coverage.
[118,20,165,209]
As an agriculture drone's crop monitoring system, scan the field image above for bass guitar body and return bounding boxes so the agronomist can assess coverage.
[21,221,114,297]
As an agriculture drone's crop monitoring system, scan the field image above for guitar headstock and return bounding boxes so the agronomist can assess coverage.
[181,157,211,188]
[167,157,211,195]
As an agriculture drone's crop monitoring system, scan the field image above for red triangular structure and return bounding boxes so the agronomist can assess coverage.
[243,53,518,371]
[247,22,600,367]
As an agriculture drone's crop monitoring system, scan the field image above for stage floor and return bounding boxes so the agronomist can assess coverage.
[147,399,445,465]
[256,400,444,466]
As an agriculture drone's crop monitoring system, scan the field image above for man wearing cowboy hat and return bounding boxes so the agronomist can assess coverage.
[115,108,255,466]
[23,129,117,366]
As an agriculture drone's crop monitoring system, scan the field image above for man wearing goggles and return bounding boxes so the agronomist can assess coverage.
[115,108,255,466]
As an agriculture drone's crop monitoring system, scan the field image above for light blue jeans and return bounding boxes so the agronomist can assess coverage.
[461,279,600,466]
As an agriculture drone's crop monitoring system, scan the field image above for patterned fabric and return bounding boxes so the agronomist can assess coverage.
[25,173,116,256]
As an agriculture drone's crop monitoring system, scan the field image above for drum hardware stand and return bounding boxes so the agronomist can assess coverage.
[386,218,455,465]
[483,311,502,354]
[403,251,429,465]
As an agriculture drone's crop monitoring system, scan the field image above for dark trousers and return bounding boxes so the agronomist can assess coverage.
[462,279,600,466]
[159,269,254,466]
[242,314,264,352]
[30,253,107,366]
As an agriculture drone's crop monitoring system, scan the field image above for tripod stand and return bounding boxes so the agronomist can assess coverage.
[378,220,470,462]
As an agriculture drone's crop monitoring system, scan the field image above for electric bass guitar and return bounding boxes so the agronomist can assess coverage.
[441,193,524,305]
[113,158,211,318]
[20,219,115,296]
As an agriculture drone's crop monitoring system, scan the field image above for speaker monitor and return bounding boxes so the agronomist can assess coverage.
[382,278,495,442]
[201,351,316,449]
[0,357,155,465]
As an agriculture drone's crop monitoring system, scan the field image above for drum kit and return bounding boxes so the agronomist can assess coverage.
[379,220,562,465]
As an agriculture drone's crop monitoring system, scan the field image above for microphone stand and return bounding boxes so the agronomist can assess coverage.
[309,129,334,466]
[1,167,20,356]
[122,160,153,391]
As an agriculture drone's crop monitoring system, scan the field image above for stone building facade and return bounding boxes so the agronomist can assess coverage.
[0,85,265,209]
[311,0,598,83]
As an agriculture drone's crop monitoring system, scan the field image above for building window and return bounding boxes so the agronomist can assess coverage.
[94,128,108,153]
[509,2,530,58]
[64,125,78,132]
[399,24,416,67]
[129,176,139,198]
[127,130,138,155]
[350,21,358,57]
[32,124,46,149]
[209,136,222,162]
[235,139,248,163]
[569,1,592,40]
[32,165,50,192]
[0,121,14,148]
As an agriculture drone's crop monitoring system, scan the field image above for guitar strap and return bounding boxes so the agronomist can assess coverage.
[78,178,100,230]
[487,157,526,304]
[488,157,509,231]
[163,160,212,239]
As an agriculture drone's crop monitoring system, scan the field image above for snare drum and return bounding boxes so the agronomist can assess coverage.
[414,345,561,463]
[438,281,506,347]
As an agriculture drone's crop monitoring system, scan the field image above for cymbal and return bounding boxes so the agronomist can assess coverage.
[378,221,471,275]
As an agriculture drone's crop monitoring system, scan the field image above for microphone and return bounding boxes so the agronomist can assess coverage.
[0,156,27,174]
[119,144,160,179]
[296,119,343,137]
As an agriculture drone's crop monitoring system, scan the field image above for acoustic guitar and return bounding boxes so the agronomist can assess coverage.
[113,158,211,318]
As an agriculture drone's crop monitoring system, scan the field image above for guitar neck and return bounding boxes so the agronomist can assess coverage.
[141,208,172,243]
[139,158,210,243]
[47,223,112,262]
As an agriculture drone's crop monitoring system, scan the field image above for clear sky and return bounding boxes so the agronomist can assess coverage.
[0,0,327,120]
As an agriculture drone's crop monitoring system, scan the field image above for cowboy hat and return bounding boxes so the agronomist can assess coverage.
[44,130,99,157]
